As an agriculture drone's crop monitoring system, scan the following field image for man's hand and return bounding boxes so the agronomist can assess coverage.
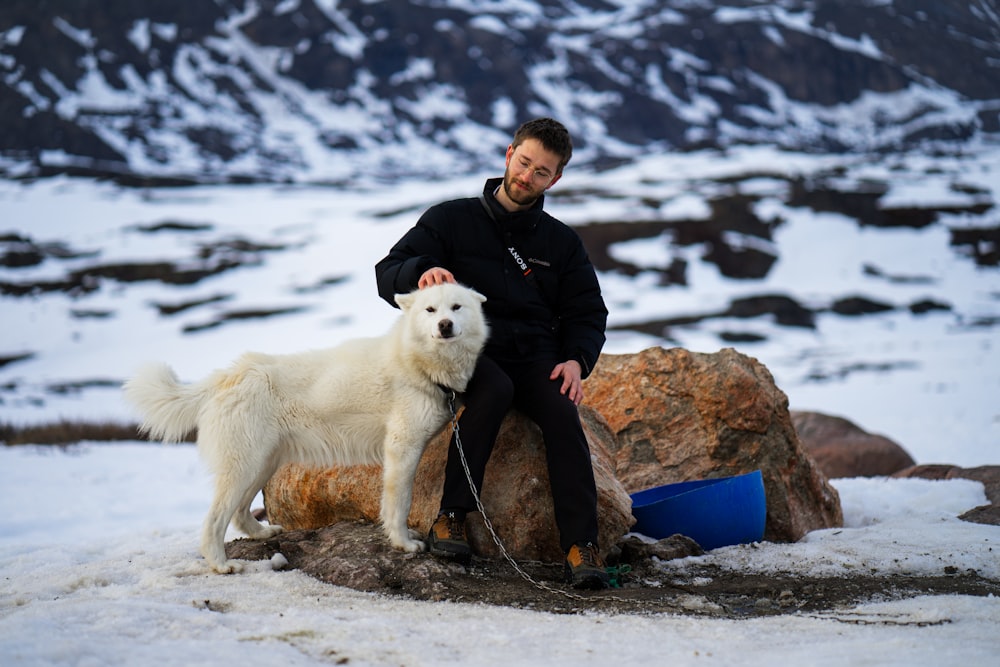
[551,359,584,405]
[418,267,456,288]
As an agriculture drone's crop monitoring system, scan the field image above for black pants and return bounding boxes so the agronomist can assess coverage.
[439,355,600,553]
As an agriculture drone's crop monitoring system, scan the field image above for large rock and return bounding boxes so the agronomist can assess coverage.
[584,347,842,543]
[791,410,915,478]
[264,405,634,564]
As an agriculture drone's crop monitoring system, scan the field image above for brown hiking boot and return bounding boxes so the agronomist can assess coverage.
[428,511,471,563]
[564,542,610,590]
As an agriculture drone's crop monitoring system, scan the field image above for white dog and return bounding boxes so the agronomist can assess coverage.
[123,283,488,573]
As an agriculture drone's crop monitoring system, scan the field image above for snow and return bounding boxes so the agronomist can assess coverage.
[0,443,997,665]
[1,142,999,665]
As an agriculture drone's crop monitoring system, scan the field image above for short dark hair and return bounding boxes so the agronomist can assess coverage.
[512,118,573,174]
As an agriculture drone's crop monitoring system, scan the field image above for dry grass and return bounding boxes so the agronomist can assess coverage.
[0,420,194,446]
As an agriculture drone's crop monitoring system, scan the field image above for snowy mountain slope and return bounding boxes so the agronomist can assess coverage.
[0,0,998,467]
[1,0,998,183]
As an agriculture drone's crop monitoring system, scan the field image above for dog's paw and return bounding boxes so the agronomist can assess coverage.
[211,559,245,575]
[251,524,283,540]
[389,534,426,553]
[263,524,284,538]
[401,537,427,553]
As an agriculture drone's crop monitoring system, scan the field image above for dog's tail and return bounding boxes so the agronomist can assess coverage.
[122,363,205,443]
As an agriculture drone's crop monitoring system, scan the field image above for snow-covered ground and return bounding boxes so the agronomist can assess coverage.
[0,443,997,665]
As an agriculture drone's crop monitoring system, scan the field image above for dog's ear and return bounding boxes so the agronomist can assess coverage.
[469,288,486,304]
[394,292,415,310]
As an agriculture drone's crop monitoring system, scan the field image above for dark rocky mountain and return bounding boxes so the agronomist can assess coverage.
[1,0,998,184]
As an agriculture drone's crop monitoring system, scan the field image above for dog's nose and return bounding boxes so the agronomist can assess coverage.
[438,319,454,338]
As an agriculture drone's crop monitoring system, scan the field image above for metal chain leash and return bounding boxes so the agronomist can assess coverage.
[443,391,636,604]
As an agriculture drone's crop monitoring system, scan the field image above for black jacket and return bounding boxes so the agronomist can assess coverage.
[375,178,607,377]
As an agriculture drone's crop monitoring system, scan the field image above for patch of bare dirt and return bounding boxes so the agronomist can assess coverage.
[226,522,1000,618]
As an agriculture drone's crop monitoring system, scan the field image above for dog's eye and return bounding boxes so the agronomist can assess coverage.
[425,306,436,313]
[451,304,461,311]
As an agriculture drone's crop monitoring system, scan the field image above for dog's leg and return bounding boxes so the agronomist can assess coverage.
[233,506,283,540]
[231,468,283,540]
[196,387,284,573]
[202,456,284,571]
[379,431,429,553]
[200,469,255,574]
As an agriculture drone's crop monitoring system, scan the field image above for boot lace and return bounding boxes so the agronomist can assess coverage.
[439,512,466,540]
[574,542,601,568]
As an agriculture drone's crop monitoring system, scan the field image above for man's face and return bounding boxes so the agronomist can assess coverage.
[501,138,563,207]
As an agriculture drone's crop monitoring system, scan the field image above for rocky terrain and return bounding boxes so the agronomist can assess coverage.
[1,0,997,184]
[225,521,1000,618]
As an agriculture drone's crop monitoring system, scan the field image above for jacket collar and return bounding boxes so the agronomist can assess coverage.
[482,177,544,233]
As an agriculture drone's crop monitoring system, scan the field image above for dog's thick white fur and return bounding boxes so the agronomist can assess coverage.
[123,283,487,574]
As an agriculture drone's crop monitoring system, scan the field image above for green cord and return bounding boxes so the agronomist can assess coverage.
[605,564,632,588]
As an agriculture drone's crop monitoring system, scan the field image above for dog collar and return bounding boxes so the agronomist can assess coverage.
[437,384,459,414]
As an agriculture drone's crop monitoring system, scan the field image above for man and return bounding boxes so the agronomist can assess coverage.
[375,118,610,589]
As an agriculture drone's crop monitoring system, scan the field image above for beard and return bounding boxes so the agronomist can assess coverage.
[501,169,544,207]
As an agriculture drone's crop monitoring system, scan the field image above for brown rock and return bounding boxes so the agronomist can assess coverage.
[264,405,634,563]
[265,347,843,554]
[958,505,1000,525]
[584,347,842,543]
[890,463,955,481]
[791,410,916,478]
[262,463,382,529]
[616,534,704,564]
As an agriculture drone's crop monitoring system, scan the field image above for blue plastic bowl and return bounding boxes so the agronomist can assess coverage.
[630,470,767,551]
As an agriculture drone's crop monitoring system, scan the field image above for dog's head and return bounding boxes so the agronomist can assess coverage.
[395,283,488,344]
